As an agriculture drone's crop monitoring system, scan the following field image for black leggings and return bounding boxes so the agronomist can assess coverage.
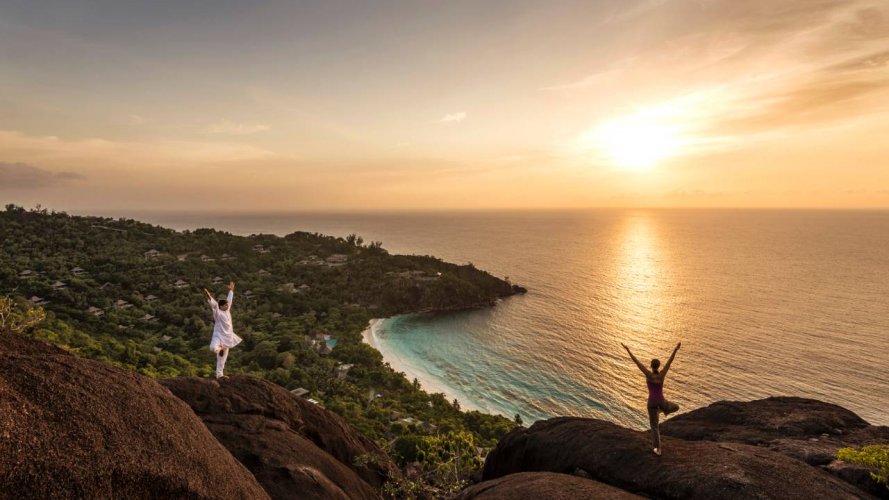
[648,399,680,450]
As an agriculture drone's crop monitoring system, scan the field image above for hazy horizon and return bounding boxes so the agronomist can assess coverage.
[2,0,888,211]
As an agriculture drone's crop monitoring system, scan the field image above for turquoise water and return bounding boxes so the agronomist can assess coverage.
[129,209,889,428]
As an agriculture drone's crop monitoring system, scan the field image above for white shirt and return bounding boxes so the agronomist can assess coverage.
[209,290,242,351]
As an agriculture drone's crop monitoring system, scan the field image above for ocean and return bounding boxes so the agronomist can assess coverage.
[127,209,889,428]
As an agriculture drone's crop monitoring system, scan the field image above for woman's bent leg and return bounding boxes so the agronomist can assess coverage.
[662,400,680,416]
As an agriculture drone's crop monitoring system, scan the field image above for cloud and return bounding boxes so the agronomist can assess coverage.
[0,129,275,165]
[206,120,271,135]
[0,162,85,190]
[128,114,146,126]
[440,112,467,123]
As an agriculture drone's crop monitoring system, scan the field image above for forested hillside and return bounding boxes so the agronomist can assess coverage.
[0,204,522,466]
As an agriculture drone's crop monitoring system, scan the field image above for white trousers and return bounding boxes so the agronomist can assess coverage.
[216,348,229,378]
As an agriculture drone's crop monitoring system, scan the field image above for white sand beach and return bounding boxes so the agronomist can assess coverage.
[360,318,482,412]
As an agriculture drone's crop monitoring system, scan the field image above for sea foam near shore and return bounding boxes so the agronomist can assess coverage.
[361,317,483,413]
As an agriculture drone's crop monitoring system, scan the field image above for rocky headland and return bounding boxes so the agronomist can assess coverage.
[1,332,885,499]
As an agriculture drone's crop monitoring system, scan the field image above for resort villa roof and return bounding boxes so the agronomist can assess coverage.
[325,254,349,266]
[30,296,48,306]
[290,388,310,398]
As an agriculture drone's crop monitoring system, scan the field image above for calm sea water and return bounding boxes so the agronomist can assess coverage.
[126,209,889,427]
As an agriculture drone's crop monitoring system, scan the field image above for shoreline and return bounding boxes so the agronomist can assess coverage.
[360,317,485,413]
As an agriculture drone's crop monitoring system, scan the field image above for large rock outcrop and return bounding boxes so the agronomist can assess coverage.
[457,472,642,499]
[0,333,269,499]
[661,397,889,497]
[481,417,872,499]
[661,397,889,464]
[161,376,399,500]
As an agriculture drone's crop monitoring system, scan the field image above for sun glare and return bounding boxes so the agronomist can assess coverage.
[587,111,684,171]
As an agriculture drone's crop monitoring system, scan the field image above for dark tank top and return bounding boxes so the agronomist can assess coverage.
[647,379,665,401]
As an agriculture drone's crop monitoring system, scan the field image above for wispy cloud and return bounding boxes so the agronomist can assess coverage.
[558,0,889,159]
[128,114,146,126]
[206,120,271,135]
[0,129,276,166]
[440,112,467,123]
[0,162,85,190]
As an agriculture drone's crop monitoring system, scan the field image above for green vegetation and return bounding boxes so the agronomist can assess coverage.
[838,445,889,489]
[0,295,45,335]
[360,430,484,498]
[0,205,521,491]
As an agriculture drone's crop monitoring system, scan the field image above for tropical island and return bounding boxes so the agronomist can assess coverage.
[0,206,526,488]
[1,205,887,499]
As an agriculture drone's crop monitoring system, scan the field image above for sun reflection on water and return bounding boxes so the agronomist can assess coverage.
[614,211,672,353]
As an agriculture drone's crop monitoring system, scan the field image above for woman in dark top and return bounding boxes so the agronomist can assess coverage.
[621,341,681,456]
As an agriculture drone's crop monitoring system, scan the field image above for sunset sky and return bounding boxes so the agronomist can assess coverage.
[1,0,888,211]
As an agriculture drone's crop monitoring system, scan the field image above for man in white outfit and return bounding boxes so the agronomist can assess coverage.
[204,281,242,379]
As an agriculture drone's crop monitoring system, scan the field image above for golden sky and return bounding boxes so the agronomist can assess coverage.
[1,0,888,211]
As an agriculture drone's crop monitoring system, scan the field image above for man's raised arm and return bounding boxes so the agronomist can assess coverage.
[205,287,219,309]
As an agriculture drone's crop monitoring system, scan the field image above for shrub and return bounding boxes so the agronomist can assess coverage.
[838,445,889,488]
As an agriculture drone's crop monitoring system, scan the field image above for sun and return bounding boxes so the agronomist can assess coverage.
[586,111,684,171]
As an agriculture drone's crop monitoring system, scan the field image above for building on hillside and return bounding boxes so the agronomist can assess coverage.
[299,255,325,265]
[173,279,189,289]
[17,270,36,279]
[30,296,49,306]
[280,282,296,293]
[200,254,215,262]
[290,387,310,398]
[297,284,311,293]
[211,276,224,285]
[114,299,132,309]
[99,282,114,290]
[252,244,271,254]
[325,254,349,267]
[257,269,270,276]
[145,294,158,302]
[87,306,104,317]
[335,364,354,380]
[243,290,254,299]
[70,267,87,277]
[271,312,283,319]
[220,253,235,261]
[144,249,162,259]
[142,314,157,323]
[50,280,67,290]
